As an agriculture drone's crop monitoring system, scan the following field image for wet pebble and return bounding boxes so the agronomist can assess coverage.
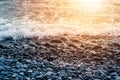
[50,39,63,43]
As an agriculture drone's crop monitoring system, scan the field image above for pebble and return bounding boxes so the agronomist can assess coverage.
[60,36,68,42]
[68,43,77,48]
[50,39,63,43]
[26,59,31,63]
[0,66,5,71]
[0,44,4,48]
[81,58,91,63]
[28,70,33,73]
[0,35,120,80]
[71,38,80,43]
[46,71,54,76]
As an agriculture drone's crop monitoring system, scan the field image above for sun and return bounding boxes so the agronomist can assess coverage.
[77,0,104,12]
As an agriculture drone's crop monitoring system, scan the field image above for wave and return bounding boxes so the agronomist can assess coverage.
[0,17,120,41]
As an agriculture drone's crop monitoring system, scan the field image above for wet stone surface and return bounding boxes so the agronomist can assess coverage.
[0,35,120,80]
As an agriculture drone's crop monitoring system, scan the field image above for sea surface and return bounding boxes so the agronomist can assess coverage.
[0,0,120,41]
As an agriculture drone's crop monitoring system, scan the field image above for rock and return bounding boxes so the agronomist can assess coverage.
[12,73,17,78]
[51,75,58,80]
[29,42,37,47]
[112,42,120,47]
[60,36,68,42]
[110,72,118,79]
[93,57,101,62]
[36,76,43,80]
[19,69,27,72]
[1,36,13,41]
[0,57,5,62]
[6,59,17,64]
[71,38,80,43]
[81,58,91,63]
[22,64,28,68]
[50,39,63,43]
[46,68,53,71]
[0,44,4,48]
[81,74,92,80]
[67,77,72,80]
[28,70,33,73]
[92,45,103,50]
[45,71,54,76]
[36,75,48,80]
[43,43,54,47]
[116,57,120,65]
[46,56,57,61]
[19,72,24,75]
[115,76,120,80]
[0,72,8,76]
[105,76,111,79]
[26,77,31,80]
[107,65,116,73]
[94,70,104,78]
[25,59,31,63]
[0,66,5,71]
[90,51,100,57]
[3,77,10,80]
[68,43,77,48]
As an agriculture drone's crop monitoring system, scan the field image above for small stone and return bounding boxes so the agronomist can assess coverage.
[46,68,53,71]
[7,59,17,63]
[105,76,111,79]
[94,70,104,78]
[90,50,98,56]
[107,65,116,73]
[50,39,63,43]
[60,36,68,42]
[22,64,28,68]
[19,69,27,72]
[29,42,37,47]
[0,66,5,71]
[0,72,8,75]
[93,57,101,62]
[68,43,77,48]
[0,44,4,48]
[71,38,80,43]
[12,73,17,77]
[26,59,31,63]
[94,79,101,80]
[36,76,43,80]
[46,71,54,76]
[47,56,57,61]
[2,36,13,41]
[110,72,118,80]
[19,72,24,75]
[3,77,10,80]
[28,70,33,73]
[43,43,54,47]
[115,76,120,80]
[93,45,102,50]
[26,77,30,80]
[68,77,72,80]
[81,58,91,63]
[112,42,120,47]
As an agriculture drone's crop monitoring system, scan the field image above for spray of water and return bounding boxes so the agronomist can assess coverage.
[0,0,120,41]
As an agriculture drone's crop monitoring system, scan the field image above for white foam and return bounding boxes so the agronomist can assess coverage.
[0,17,120,41]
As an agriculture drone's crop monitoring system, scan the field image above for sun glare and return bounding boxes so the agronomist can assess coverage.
[77,0,104,12]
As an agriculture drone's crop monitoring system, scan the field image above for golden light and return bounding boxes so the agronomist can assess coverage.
[76,0,104,12]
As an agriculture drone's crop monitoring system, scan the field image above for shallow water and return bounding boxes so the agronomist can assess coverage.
[0,0,120,41]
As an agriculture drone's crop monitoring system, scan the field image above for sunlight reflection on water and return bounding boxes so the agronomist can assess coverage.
[0,0,120,40]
